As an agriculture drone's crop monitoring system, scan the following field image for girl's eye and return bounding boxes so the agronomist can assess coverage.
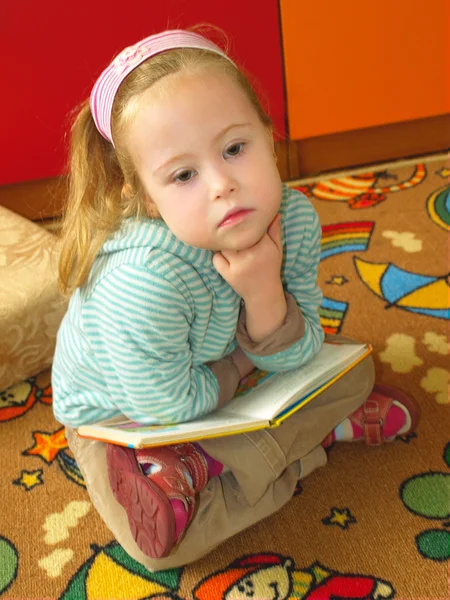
[174,170,196,184]
[224,143,244,158]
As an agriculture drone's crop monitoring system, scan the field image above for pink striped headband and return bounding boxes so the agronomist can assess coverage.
[90,30,234,144]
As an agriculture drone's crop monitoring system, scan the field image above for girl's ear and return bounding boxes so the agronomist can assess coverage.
[122,182,160,219]
[143,193,161,219]
[266,127,277,162]
[146,200,161,219]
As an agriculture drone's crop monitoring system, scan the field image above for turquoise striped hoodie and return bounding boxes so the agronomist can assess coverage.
[52,185,324,427]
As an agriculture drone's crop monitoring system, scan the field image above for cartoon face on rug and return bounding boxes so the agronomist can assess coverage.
[193,553,396,600]
[193,554,294,600]
[0,381,34,421]
[224,560,293,600]
[0,382,30,408]
[0,373,52,422]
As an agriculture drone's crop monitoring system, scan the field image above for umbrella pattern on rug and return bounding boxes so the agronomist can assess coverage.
[0,157,448,599]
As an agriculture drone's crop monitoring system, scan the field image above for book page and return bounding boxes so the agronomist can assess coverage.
[221,342,367,421]
[77,341,368,447]
[79,410,266,447]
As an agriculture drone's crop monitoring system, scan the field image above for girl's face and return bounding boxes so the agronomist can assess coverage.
[125,68,282,251]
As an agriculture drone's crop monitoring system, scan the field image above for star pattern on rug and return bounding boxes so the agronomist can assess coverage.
[325,275,349,286]
[23,428,68,464]
[13,469,44,491]
[322,507,357,530]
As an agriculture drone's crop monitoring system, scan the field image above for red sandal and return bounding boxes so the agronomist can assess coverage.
[352,384,419,445]
[106,442,208,558]
[322,384,420,448]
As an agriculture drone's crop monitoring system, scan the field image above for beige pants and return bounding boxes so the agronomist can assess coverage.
[66,335,375,571]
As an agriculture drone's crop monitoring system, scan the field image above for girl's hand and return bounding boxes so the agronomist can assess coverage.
[213,214,287,342]
[213,214,283,304]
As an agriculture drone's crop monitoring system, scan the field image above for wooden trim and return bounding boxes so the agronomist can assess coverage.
[275,113,450,180]
[0,176,66,222]
[273,138,290,182]
[1,114,448,221]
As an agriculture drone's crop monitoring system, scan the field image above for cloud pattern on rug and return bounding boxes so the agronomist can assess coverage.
[381,230,422,253]
[38,549,74,578]
[420,368,450,405]
[43,501,91,545]
[379,334,423,373]
[422,332,449,355]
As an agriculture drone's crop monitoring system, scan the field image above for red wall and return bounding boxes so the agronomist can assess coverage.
[1,1,285,185]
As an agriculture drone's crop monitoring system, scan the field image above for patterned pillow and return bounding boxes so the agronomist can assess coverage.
[0,206,67,391]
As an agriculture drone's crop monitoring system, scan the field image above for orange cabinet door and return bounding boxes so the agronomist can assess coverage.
[280,0,450,139]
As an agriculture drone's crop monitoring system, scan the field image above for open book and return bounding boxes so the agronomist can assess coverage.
[76,341,372,448]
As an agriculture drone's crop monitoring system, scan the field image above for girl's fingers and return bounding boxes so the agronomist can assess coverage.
[218,249,234,262]
[212,252,229,275]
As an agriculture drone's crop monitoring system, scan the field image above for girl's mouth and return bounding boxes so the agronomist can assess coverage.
[219,209,254,228]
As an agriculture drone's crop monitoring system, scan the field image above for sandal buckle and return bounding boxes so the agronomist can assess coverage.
[361,417,384,426]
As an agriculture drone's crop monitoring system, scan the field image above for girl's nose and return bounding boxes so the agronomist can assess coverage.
[211,170,236,201]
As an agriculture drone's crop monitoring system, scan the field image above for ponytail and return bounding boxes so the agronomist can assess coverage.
[58,102,127,295]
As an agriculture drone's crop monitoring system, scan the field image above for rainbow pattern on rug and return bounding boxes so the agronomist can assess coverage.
[319,298,348,335]
[318,221,374,333]
[320,221,374,260]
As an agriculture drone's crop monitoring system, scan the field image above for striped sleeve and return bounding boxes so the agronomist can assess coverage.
[82,264,220,425]
[242,191,324,371]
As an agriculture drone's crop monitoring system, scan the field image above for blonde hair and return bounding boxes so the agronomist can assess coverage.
[58,44,272,296]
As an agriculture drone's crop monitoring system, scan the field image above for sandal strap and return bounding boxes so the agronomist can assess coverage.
[135,446,197,509]
[137,443,209,543]
[172,443,209,493]
[350,391,393,446]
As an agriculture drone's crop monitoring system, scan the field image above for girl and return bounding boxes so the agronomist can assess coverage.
[53,28,419,568]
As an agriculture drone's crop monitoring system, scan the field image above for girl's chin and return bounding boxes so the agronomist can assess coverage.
[234,230,267,251]
[195,225,269,252]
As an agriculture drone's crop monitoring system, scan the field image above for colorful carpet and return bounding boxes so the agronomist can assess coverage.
[1,156,449,599]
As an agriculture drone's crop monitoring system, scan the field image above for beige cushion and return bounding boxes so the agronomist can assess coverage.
[0,206,67,391]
